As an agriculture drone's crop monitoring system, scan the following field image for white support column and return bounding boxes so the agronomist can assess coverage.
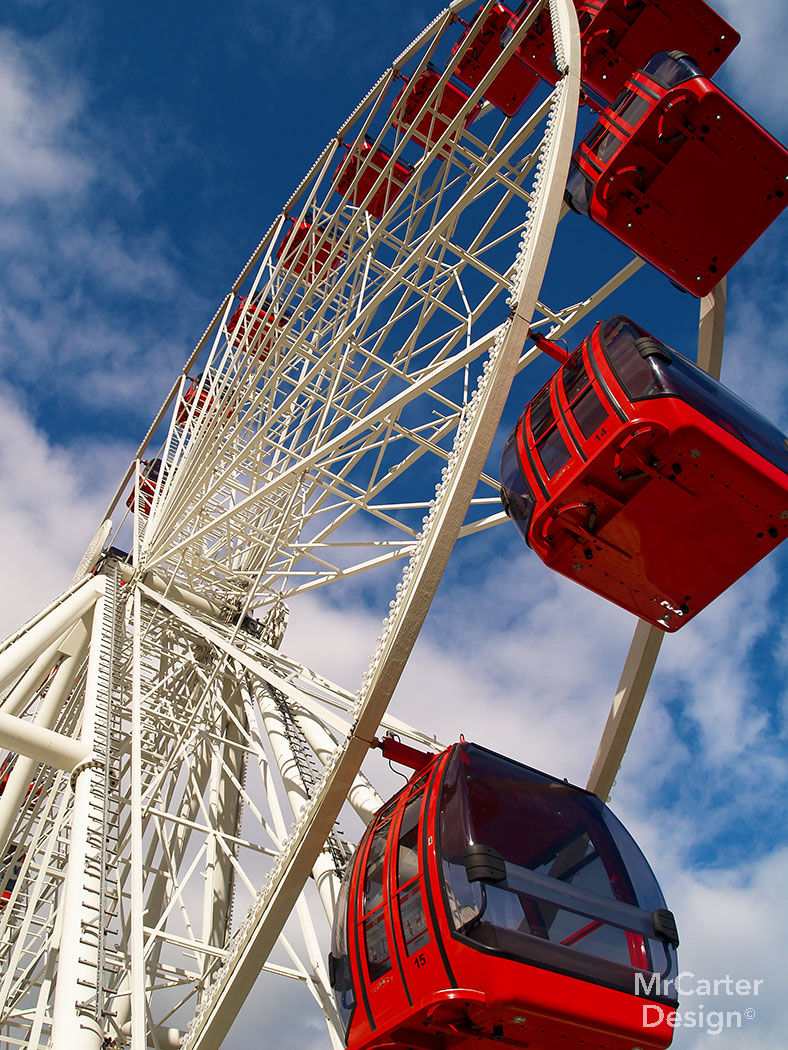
[0,618,90,857]
[0,577,102,697]
[129,587,146,1050]
[0,633,68,717]
[0,713,88,771]
[51,578,111,1050]
[586,619,664,801]
[256,686,342,921]
[200,679,247,964]
[697,275,726,380]
[293,705,382,825]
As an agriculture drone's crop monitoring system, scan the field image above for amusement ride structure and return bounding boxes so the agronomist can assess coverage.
[0,0,786,1047]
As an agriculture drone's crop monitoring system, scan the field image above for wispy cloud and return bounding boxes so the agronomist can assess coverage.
[0,29,92,204]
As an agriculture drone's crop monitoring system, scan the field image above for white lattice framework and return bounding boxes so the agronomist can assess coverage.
[0,1,728,1047]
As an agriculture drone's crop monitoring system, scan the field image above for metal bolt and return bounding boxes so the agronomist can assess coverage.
[690,448,701,459]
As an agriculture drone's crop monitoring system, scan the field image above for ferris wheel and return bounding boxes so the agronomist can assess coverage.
[0,0,782,1047]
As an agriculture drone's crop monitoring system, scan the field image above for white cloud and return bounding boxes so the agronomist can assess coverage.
[713,0,788,133]
[0,29,92,204]
[0,384,129,638]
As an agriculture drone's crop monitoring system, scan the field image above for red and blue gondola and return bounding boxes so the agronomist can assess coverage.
[334,137,414,219]
[565,51,788,295]
[330,740,679,1050]
[500,316,788,630]
[125,458,163,515]
[500,0,737,104]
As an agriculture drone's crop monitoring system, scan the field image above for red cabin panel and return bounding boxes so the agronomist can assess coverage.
[504,0,558,86]
[565,54,788,295]
[227,297,289,359]
[452,4,540,117]
[331,742,679,1050]
[505,0,738,104]
[125,458,162,515]
[392,66,480,150]
[176,375,212,425]
[577,0,738,103]
[276,219,343,283]
[501,318,788,630]
[334,138,413,219]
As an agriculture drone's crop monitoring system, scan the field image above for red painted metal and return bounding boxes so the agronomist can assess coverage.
[331,742,678,1050]
[452,4,540,117]
[375,736,434,772]
[575,0,738,102]
[176,375,212,425]
[504,0,738,104]
[501,317,788,630]
[227,297,287,357]
[334,138,413,219]
[276,218,343,282]
[392,66,480,150]
[125,458,162,515]
[529,329,570,364]
[565,53,788,295]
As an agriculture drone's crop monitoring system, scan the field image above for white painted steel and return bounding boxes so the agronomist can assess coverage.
[50,585,113,1050]
[0,576,102,696]
[0,714,88,773]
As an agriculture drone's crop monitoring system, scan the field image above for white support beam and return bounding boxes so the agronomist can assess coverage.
[586,619,664,801]
[0,713,89,772]
[697,275,726,380]
[51,578,115,1050]
[0,577,103,697]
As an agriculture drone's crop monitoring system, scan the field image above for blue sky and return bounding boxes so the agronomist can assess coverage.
[1,1,787,1047]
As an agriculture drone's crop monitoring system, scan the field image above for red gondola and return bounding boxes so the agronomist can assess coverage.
[330,740,679,1050]
[502,0,557,87]
[176,374,212,425]
[392,65,480,151]
[276,217,343,283]
[125,458,162,515]
[500,316,788,630]
[564,52,788,295]
[452,4,540,117]
[227,296,290,358]
[503,0,738,104]
[334,137,414,219]
[573,0,737,103]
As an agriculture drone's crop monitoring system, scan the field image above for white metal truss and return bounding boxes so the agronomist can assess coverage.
[0,0,732,1047]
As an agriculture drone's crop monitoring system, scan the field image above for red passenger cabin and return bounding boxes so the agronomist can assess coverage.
[502,0,738,104]
[176,374,211,425]
[330,741,679,1050]
[452,4,540,117]
[276,217,343,283]
[500,317,788,630]
[125,458,163,515]
[392,65,480,151]
[335,138,414,219]
[228,297,290,357]
[564,52,788,295]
